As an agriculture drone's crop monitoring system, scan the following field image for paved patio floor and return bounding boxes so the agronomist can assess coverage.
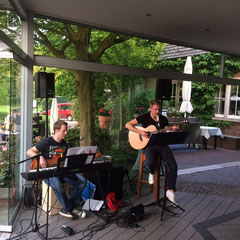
[4,146,240,240]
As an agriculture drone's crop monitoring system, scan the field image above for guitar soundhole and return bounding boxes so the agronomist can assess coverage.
[139,134,143,142]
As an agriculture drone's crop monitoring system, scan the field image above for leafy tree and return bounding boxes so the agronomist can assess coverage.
[93,38,163,129]
[0,10,21,45]
[34,18,132,145]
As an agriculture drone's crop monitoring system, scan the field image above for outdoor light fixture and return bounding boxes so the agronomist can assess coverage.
[145,13,152,16]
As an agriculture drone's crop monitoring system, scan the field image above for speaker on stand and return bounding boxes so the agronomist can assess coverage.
[155,79,172,100]
[155,79,172,113]
[35,72,55,138]
[88,165,124,200]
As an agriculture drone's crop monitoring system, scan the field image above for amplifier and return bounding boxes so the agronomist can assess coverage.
[87,165,124,200]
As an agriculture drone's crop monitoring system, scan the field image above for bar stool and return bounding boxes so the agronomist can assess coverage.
[137,149,185,221]
[137,152,161,202]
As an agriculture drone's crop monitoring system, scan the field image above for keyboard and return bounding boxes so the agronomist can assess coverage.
[21,162,112,181]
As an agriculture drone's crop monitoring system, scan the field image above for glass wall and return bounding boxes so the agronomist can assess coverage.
[0,57,21,226]
[0,2,23,228]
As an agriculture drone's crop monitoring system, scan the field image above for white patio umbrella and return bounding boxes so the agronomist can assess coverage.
[50,98,58,136]
[180,56,193,117]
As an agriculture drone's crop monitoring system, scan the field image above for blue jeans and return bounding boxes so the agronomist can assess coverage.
[44,173,86,211]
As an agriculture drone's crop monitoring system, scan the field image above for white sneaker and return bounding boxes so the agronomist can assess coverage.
[148,173,154,185]
[166,190,177,205]
[72,209,86,219]
[59,209,74,219]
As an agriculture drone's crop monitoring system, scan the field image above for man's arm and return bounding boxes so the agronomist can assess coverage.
[27,146,48,168]
[125,119,150,138]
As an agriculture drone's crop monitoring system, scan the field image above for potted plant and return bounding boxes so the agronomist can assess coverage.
[98,108,112,130]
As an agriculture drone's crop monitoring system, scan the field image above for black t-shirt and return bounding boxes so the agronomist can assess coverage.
[35,137,67,160]
[136,112,168,130]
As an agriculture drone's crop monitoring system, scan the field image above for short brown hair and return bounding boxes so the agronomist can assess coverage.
[54,120,68,132]
[150,100,161,107]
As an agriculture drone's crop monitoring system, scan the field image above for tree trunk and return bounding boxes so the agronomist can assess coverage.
[73,70,94,146]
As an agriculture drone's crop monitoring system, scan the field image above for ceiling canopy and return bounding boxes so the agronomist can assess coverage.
[11,0,240,57]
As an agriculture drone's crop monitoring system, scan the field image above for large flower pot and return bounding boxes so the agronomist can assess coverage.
[98,116,112,130]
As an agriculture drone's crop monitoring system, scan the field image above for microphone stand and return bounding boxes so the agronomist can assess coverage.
[12,146,66,240]
[19,154,42,232]
[32,156,41,232]
[12,154,47,239]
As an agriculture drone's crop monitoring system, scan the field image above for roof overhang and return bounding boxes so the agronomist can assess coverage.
[11,0,240,57]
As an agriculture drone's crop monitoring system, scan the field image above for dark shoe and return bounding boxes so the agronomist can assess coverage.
[59,209,74,219]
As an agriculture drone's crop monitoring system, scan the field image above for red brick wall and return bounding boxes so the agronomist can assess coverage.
[222,122,240,136]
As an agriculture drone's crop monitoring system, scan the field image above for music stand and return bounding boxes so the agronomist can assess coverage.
[41,152,97,240]
[147,131,189,220]
[61,152,110,223]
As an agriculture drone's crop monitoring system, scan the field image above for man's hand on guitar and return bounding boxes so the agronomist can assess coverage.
[141,131,150,138]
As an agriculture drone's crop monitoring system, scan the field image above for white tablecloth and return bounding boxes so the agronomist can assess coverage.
[200,126,223,139]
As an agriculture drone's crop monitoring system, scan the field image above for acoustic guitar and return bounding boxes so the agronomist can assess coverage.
[30,148,65,170]
[128,121,189,150]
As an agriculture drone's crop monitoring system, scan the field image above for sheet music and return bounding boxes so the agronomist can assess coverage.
[64,146,98,167]
[82,199,104,211]
[148,131,189,146]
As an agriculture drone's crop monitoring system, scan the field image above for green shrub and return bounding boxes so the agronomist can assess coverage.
[206,120,233,129]
[0,112,7,123]
[0,105,9,122]
[107,141,137,166]
[95,126,111,153]
[130,90,155,115]
[65,126,81,147]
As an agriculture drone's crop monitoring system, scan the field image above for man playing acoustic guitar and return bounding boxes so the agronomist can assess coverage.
[27,120,86,219]
[125,100,179,204]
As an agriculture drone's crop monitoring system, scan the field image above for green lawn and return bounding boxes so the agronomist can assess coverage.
[0,105,10,123]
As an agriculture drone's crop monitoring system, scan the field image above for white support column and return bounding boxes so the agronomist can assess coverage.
[219,54,230,119]
[224,85,231,118]
[20,11,34,193]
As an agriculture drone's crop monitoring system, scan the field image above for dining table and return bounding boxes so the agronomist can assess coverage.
[200,126,223,149]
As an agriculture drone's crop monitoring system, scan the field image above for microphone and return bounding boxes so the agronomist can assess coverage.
[156,115,160,128]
